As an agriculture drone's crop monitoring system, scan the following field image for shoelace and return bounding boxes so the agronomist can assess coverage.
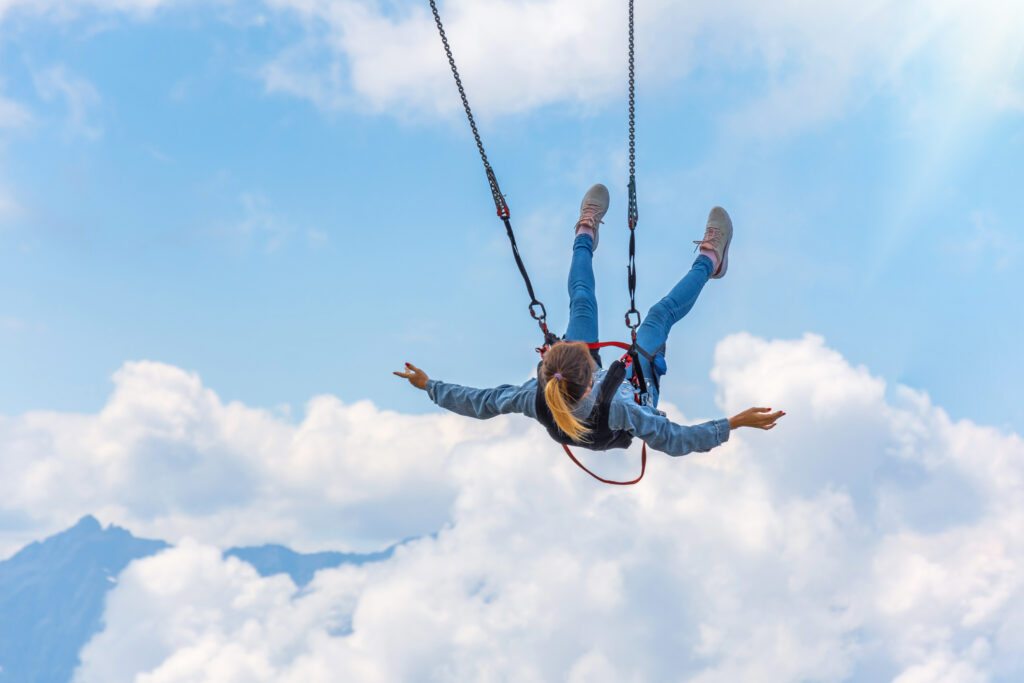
[693,225,721,250]
[576,203,605,231]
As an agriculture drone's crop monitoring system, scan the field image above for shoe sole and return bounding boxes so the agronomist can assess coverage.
[713,231,731,279]
[707,206,732,279]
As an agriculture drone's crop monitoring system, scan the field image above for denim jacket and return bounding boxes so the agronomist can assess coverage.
[425,369,730,457]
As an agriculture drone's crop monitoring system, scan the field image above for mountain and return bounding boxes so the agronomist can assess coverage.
[0,517,398,682]
[225,543,394,588]
[0,516,168,683]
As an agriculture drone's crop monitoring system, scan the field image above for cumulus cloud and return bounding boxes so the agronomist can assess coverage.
[28,332,1018,681]
[0,359,512,556]
[4,0,1022,134]
[256,0,1024,134]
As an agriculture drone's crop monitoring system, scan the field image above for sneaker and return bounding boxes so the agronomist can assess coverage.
[694,206,733,278]
[575,183,609,250]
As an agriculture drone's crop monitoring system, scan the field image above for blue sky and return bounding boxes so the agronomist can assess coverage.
[1,0,1022,433]
[3,3,1024,679]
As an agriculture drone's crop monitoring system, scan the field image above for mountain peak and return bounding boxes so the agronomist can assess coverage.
[0,517,169,683]
[72,515,102,533]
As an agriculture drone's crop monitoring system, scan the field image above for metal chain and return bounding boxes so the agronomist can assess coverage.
[626,0,638,229]
[628,0,637,190]
[428,0,509,219]
[429,0,556,349]
[624,0,641,342]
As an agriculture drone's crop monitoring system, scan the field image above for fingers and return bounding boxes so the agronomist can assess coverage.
[395,362,428,391]
[394,363,422,378]
[750,409,785,429]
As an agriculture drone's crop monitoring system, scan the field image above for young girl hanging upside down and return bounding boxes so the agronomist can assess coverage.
[394,184,784,461]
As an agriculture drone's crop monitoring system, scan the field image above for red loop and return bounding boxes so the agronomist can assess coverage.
[562,443,646,485]
[551,339,648,484]
[585,340,632,352]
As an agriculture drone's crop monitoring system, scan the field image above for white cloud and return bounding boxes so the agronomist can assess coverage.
[0,358,509,557]
[32,65,103,140]
[6,333,1011,681]
[4,0,1023,136]
[256,0,1024,135]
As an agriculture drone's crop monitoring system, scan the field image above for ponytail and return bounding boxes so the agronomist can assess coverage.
[540,342,595,443]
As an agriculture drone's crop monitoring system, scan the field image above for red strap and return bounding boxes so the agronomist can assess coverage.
[561,442,647,485]
[539,340,632,358]
[585,341,632,352]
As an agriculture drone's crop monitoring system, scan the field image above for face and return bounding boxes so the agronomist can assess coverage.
[582,359,596,398]
[582,377,594,398]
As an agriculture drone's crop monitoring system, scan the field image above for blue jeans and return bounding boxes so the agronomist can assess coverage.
[564,234,713,407]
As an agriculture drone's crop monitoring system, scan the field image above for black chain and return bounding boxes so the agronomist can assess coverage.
[623,0,648,403]
[628,0,637,197]
[624,0,641,340]
[429,0,557,349]
[428,0,509,219]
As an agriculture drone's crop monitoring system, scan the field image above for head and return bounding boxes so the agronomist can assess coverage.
[540,342,596,442]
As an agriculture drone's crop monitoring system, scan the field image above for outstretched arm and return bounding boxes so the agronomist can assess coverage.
[611,402,731,457]
[393,362,537,419]
[610,403,786,457]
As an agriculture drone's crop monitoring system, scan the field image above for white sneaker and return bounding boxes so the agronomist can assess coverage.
[694,206,733,279]
[575,183,609,250]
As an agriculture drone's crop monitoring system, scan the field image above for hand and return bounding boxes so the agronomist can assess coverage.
[393,362,429,390]
[729,407,785,430]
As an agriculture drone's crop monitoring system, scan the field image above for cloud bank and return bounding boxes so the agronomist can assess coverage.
[4,0,1023,133]
[0,357,508,555]
[257,0,1024,135]
[3,332,1017,680]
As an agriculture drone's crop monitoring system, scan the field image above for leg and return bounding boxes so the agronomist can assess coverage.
[564,184,609,347]
[564,234,598,343]
[633,254,715,405]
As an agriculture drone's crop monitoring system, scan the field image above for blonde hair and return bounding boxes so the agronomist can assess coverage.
[540,342,595,442]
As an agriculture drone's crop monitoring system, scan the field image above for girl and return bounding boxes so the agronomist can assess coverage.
[394,184,783,461]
